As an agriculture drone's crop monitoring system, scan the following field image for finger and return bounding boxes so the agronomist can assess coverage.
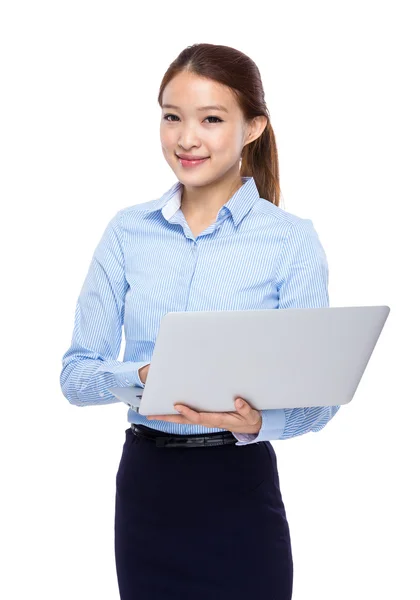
[163,407,238,430]
[147,415,169,419]
[148,401,255,429]
[147,415,191,424]
[235,397,254,415]
[234,398,261,429]
[174,404,203,425]
[147,405,192,420]
[192,409,243,429]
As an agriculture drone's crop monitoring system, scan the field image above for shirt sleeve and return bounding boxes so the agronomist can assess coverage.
[232,218,341,446]
[60,210,150,406]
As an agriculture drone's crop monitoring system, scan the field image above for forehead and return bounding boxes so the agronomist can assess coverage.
[162,71,237,112]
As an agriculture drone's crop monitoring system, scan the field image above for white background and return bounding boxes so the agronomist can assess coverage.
[1,1,419,598]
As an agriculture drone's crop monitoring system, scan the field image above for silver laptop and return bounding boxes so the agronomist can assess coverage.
[108,305,390,416]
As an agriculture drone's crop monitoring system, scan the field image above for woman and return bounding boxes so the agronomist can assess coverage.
[60,43,340,600]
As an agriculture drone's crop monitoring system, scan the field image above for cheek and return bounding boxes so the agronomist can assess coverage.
[212,130,243,155]
[160,146,171,162]
[160,127,175,149]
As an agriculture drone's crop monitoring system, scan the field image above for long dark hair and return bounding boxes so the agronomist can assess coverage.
[157,43,283,208]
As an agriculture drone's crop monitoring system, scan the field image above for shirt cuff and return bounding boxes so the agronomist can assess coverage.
[97,361,150,388]
[232,409,287,446]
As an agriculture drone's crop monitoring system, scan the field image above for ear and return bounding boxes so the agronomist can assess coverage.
[247,115,268,146]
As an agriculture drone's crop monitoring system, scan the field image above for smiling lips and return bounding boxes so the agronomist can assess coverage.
[177,153,209,160]
[177,154,210,168]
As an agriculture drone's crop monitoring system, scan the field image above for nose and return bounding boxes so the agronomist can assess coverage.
[177,123,202,151]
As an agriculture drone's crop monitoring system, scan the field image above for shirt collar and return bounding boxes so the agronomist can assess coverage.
[144,176,261,228]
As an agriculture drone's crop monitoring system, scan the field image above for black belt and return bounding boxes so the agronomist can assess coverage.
[130,423,237,448]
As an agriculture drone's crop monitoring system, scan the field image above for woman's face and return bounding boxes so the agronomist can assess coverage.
[160,71,250,186]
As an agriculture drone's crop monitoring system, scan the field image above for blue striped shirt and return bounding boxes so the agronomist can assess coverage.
[60,176,340,445]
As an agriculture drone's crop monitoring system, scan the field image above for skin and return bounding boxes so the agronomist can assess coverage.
[160,70,267,226]
[140,71,268,434]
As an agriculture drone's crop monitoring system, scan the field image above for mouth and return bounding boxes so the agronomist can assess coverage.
[176,154,210,168]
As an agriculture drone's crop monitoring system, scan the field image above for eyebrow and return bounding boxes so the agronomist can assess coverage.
[162,103,229,113]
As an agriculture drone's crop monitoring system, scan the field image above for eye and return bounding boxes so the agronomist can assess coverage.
[162,114,223,124]
[205,116,223,123]
[163,114,179,122]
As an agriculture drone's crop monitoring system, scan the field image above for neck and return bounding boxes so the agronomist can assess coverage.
[180,172,244,220]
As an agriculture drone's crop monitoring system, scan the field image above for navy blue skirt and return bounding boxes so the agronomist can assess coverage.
[114,426,293,599]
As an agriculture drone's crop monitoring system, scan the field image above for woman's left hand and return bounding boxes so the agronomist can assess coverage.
[146,397,262,435]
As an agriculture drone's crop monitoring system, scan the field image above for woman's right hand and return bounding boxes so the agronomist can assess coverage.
[138,364,150,384]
